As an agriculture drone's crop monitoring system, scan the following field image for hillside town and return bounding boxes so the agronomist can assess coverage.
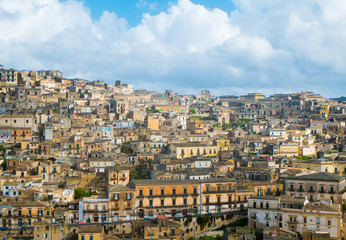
[0,65,346,240]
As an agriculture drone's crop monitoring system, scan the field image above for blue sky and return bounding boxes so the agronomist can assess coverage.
[1,0,346,97]
[83,0,236,26]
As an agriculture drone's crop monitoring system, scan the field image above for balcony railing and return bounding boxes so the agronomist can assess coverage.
[203,189,235,194]
[287,220,299,224]
[137,193,191,198]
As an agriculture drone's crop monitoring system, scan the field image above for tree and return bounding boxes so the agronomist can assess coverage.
[130,158,153,180]
[74,188,91,199]
[317,151,323,159]
[121,143,134,154]
[190,109,196,114]
[0,145,7,170]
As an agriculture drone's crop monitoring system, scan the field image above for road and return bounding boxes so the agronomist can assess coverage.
[67,209,247,227]
[0,209,247,230]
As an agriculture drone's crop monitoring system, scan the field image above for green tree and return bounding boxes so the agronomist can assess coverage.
[342,203,346,211]
[190,109,196,114]
[74,188,91,199]
[0,145,7,170]
[317,151,323,159]
[121,143,134,154]
[130,158,153,180]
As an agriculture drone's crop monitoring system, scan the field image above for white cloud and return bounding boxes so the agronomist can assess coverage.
[0,0,345,97]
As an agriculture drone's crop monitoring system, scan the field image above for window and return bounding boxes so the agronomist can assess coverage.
[253,202,256,208]
[193,198,197,205]
[139,189,143,196]
[328,220,331,226]
[330,186,334,193]
[172,199,176,206]
[184,188,187,194]
[290,184,293,191]
[161,188,165,196]
[149,189,153,196]
[149,200,153,207]
[299,185,303,191]
[114,194,119,200]
[184,198,187,205]
[126,193,131,200]
[172,188,176,195]
[161,199,164,206]
[266,203,269,209]
[317,218,320,224]
[90,236,93,240]
[260,202,263,209]
[193,188,197,194]
[81,236,85,240]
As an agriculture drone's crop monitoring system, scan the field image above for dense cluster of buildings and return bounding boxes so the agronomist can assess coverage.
[0,65,345,239]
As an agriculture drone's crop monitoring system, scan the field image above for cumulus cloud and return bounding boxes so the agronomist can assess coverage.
[0,0,345,97]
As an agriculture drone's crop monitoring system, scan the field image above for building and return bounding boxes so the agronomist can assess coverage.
[284,172,346,203]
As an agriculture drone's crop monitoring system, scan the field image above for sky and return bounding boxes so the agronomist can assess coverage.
[0,0,345,97]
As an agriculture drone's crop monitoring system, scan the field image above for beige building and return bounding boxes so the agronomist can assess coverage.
[34,221,67,240]
[248,195,343,239]
[170,143,218,159]
[285,172,346,203]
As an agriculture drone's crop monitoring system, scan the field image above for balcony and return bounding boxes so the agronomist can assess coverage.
[203,188,235,194]
[287,220,299,224]
[125,201,132,210]
[204,201,234,206]
[137,193,190,198]
[84,209,108,213]
[144,204,190,209]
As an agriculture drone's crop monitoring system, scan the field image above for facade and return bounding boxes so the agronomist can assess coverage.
[284,172,346,203]
[170,143,218,159]
[131,179,201,218]
[248,195,343,239]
